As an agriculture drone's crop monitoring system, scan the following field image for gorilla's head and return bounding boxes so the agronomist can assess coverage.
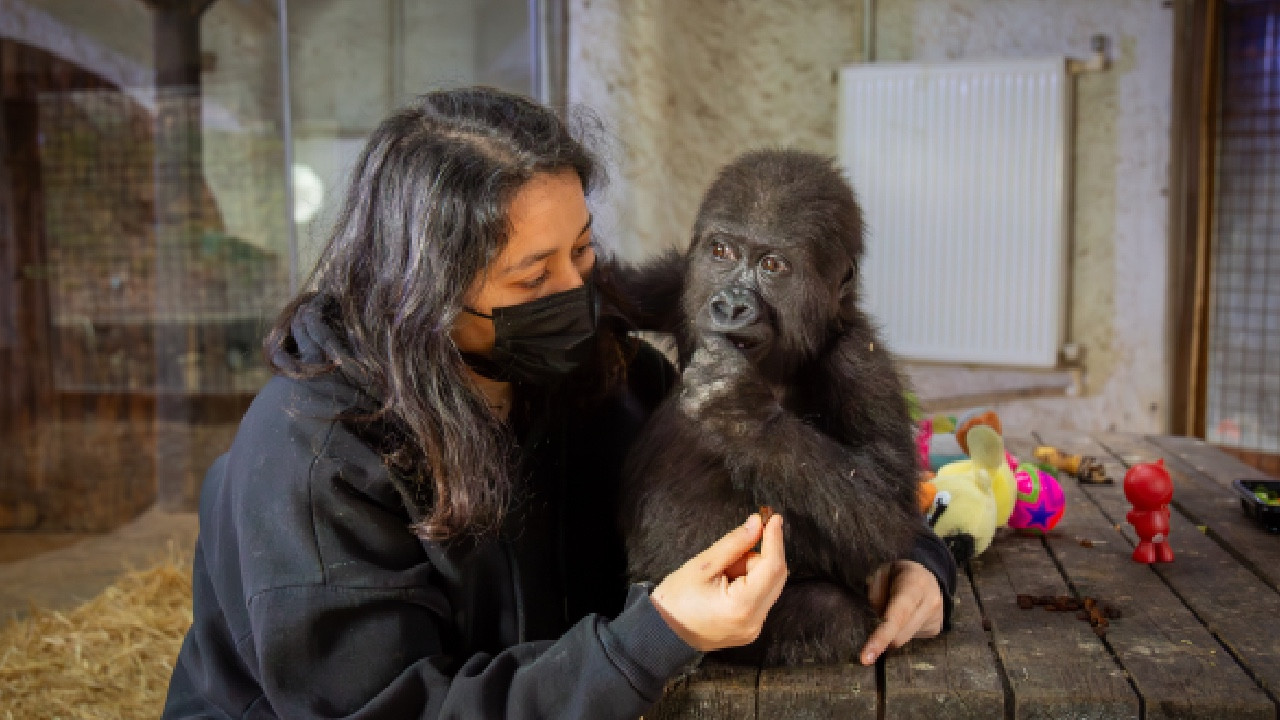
[681,149,866,380]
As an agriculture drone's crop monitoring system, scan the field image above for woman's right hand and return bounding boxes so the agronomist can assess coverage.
[648,513,788,652]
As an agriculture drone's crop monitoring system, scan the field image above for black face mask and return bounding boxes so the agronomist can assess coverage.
[461,278,599,385]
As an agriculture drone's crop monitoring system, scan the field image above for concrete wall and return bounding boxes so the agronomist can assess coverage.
[567,0,863,261]
[568,0,1175,435]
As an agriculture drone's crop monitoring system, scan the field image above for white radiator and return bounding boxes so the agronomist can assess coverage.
[838,59,1070,368]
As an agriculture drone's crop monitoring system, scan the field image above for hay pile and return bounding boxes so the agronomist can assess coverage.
[0,553,193,719]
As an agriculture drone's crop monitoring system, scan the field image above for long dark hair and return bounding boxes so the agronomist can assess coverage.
[266,87,617,541]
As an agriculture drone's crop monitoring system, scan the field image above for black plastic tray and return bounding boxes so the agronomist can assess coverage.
[1233,478,1280,533]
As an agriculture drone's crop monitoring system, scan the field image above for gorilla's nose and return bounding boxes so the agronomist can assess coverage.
[708,287,760,330]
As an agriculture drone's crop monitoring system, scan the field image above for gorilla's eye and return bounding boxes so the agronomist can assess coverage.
[759,254,790,274]
[710,240,736,261]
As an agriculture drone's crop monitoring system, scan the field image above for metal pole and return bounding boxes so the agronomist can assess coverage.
[530,0,544,102]
[391,0,405,105]
[864,0,875,62]
[278,0,298,292]
[531,0,566,111]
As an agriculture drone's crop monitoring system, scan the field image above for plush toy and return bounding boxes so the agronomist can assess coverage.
[930,413,956,434]
[918,477,938,514]
[927,432,968,470]
[927,425,1005,562]
[955,410,1002,455]
[935,420,1018,526]
[927,466,997,563]
[925,408,1007,476]
[915,418,933,470]
[1008,463,1066,534]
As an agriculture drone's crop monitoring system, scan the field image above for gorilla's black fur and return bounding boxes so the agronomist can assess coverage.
[618,149,923,666]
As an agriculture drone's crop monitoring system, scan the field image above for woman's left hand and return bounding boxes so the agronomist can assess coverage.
[860,559,945,665]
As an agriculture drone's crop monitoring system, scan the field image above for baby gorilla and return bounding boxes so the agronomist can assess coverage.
[619,149,924,666]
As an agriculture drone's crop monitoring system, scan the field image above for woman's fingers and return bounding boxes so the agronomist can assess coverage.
[736,514,787,604]
[723,552,757,580]
[650,513,789,653]
[690,513,763,580]
[725,510,787,580]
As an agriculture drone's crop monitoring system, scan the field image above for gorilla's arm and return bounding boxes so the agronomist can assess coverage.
[600,250,686,333]
[818,328,959,627]
[679,335,921,579]
[818,320,922,490]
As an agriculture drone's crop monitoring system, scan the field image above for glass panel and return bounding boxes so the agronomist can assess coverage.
[0,1,539,533]
[289,0,534,273]
[0,0,288,529]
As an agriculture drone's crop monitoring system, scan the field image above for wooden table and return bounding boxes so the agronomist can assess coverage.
[647,433,1280,720]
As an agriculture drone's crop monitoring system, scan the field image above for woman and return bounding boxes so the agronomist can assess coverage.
[163,87,948,719]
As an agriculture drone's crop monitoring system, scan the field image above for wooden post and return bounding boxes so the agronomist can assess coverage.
[0,39,55,529]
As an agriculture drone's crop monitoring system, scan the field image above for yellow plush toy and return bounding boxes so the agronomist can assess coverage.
[944,419,1018,526]
[926,424,1008,561]
[927,456,998,562]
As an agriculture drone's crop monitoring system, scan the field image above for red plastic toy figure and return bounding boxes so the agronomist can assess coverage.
[1124,459,1175,563]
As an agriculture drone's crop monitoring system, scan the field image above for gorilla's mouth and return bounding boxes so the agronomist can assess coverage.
[725,332,765,352]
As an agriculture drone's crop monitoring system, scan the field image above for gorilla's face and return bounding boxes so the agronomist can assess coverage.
[680,151,867,381]
[683,224,848,381]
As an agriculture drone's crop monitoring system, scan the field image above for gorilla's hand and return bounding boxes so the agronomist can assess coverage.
[679,335,781,442]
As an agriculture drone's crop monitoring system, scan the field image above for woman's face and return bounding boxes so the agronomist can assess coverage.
[451,169,596,356]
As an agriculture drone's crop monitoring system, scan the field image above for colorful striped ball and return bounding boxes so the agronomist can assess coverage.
[1008,465,1066,534]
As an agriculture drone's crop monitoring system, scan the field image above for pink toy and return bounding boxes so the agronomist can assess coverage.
[916,418,933,469]
[1008,465,1065,534]
[1124,460,1174,563]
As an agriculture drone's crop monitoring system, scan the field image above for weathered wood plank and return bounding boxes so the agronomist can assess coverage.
[1028,432,1274,719]
[756,662,876,719]
[1143,433,1280,590]
[648,659,757,720]
[1147,434,1276,488]
[969,524,1137,719]
[883,569,1005,719]
[1094,434,1280,698]
[1069,432,1280,710]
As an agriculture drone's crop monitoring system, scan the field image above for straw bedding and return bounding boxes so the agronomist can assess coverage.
[0,554,193,719]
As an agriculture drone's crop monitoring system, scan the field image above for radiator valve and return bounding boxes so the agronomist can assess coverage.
[1068,35,1110,74]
